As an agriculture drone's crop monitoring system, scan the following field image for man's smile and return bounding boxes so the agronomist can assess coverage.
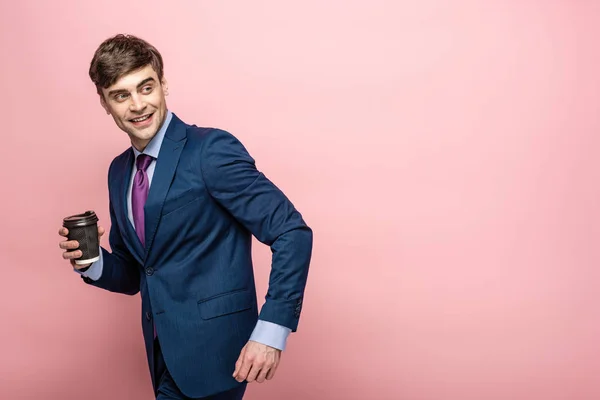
[129,112,154,126]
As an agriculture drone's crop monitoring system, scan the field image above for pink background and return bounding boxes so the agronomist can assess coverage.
[1,1,599,399]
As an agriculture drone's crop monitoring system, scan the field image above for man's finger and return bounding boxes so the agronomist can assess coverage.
[73,261,91,270]
[232,345,247,379]
[59,240,80,250]
[234,354,253,382]
[98,226,105,238]
[255,366,270,383]
[266,363,278,380]
[245,363,262,383]
[63,250,82,260]
[59,228,69,237]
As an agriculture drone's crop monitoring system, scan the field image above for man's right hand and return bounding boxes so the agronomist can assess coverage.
[58,226,105,269]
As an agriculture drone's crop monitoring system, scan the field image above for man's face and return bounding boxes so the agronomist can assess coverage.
[100,65,168,151]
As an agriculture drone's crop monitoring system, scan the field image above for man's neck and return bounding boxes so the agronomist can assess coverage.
[131,139,151,153]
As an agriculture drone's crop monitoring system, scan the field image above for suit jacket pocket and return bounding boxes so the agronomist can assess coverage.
[161,189,200,216]
[198,289,254,320]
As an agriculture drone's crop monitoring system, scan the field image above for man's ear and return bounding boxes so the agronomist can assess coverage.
[99,93,110,114]
[162,77,169,96]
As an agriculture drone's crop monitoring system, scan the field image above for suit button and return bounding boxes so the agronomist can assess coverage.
[146,311,152,321]
[145,267,154,276]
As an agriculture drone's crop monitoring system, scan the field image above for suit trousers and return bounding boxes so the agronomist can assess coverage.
[153,338,247,400]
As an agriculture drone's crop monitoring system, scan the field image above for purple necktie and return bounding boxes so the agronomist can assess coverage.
[132,154,153,246]
[132,154,156,337]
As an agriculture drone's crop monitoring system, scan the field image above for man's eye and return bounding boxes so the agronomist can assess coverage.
[116,94,128,101]
[142,86,153,93]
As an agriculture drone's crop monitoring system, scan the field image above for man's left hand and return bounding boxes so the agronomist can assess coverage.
[233,340,281,383]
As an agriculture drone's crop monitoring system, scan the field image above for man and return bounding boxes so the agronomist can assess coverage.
[58,34,312,400]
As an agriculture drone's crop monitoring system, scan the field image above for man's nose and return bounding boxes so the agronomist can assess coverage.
[129,94,146,112]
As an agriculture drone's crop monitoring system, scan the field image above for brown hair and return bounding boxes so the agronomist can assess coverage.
[89,34,164,95]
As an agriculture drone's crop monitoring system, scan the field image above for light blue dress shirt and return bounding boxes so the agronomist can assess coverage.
[76,110,291,350]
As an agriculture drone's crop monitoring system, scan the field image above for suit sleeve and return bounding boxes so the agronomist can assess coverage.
[81,160,140,296]
[200,129,313,332]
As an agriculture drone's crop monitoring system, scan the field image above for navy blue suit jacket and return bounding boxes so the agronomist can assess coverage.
[82,113,313,397]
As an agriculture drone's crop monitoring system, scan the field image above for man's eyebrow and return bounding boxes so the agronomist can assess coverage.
[107,77,156,97]
[136,77,156,88]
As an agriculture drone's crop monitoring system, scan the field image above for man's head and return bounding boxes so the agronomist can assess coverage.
[89,34,169,151]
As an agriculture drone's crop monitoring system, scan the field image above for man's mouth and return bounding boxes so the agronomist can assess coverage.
[129,113,154,124]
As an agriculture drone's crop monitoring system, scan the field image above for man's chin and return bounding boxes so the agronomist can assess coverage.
[131,132,156,141]
[128,124,157,137]
[127,129,155,143]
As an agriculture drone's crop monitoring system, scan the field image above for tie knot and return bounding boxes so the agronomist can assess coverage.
[136,154,153,172]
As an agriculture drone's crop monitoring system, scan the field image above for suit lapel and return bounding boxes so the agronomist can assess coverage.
[113,149,145,264]
[143,115,188,262]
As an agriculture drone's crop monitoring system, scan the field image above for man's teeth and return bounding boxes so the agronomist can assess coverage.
[132,115,151,122]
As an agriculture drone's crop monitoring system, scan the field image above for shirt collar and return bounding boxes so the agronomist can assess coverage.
[132,110,173,159]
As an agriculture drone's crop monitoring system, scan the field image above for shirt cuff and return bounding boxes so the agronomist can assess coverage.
[73,247,103,281]
[249,320,291,351]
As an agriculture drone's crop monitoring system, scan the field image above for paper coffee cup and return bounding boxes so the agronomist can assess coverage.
[63,211,100,265]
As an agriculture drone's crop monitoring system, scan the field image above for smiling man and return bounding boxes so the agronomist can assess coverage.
[57,34,313,400]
